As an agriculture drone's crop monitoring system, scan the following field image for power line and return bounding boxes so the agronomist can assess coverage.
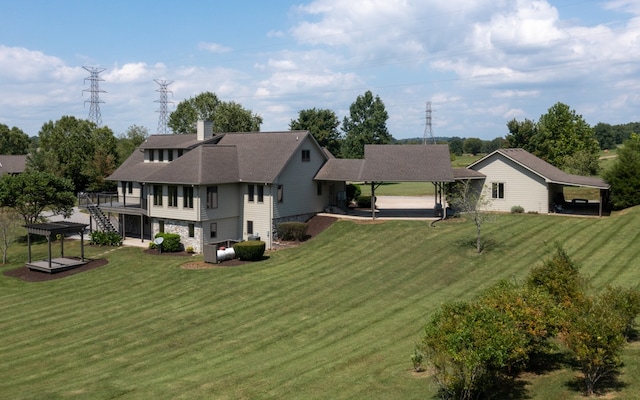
[82,66,106,126]
[154,79,174,134]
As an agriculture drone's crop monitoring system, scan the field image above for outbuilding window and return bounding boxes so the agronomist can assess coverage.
[302,149,310,162]
[492,182,505,199]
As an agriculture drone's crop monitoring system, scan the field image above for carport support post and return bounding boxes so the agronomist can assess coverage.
[371,181,375,220]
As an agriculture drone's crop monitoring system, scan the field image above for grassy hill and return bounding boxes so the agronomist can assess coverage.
[1,208,639,399]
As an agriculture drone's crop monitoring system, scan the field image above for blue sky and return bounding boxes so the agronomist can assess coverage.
[1,0,639,140]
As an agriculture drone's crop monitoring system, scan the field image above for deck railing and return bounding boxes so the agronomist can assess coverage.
[79,192,147,210]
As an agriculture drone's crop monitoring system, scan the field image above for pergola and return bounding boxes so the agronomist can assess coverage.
[24,221,89,273]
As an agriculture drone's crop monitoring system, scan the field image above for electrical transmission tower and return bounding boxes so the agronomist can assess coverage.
[82,66,106,126]
[154,79,174,134]
[423,101,435,144]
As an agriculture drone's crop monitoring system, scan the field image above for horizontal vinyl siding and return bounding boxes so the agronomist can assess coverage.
[147,185,199,220]
[475,157,548,213]
[202,217,240,246]
[273,138,327,219]
[199,183,241,221]
[243,183,273,243]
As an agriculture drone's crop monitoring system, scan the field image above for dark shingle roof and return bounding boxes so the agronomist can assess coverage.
[360,144,454,182]
[315,144,455,182]
[314,159,365,181]
[0,155,27,174]
[108,131,320,184]
[144,145,239,185]
[469,148,609,189]
[217,131,313,183]
[453,167,485,179]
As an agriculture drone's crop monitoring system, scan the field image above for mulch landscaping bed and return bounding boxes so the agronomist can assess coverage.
[4,258,109,282]
[4,215,339,279]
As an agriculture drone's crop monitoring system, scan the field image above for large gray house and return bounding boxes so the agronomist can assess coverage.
[97,121,343,252]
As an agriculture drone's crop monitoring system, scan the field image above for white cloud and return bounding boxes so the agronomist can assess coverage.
[198,42,232,53]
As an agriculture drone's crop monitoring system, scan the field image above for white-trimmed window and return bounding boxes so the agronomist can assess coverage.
[257,185,264,202]
[491,182,505,199]
[183,186,193,209]
[153,185,162,206]
[277,185,283,203]
[210,222,217,238]
[247,220,253,235]
[248,185,255,202]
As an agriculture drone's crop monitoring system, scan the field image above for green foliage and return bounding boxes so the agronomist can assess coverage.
[600,285,640,339]
[153,232,182,252]
[530,102,600,173]
[341,90,392,159]
[0,123,30,155]
[233,240,266,261]
[449,136,464,156]
[117,125,148,164]
[276,222,308,241]
[290,108,342,156]
[420,301,528,399]
[0,170,75,224]
[345,183,361,204]
[527,246,588,308]
[510,205,525,213]
[186,246,194,254]
[603,134,640,210]
[89,230,122,246]
[462,137,483,155]
[168,91,262,134]
[561,296,628,396]
[356,195,374,208]
[506,118,537,149]
[28,116,119,193]
[410,348,424,372]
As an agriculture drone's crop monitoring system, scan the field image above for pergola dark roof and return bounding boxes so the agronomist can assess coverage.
[24,221,89,273]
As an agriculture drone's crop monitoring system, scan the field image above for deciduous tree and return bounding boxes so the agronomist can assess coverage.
[290,108,342,156]
[448,179,494,253]
[0,124,30,155]
[530,102,600,174]
[0,207,22,264]
[603,133,640,210]
[168,92,262,134]
[0,171,75,224]
[341,91,392,159]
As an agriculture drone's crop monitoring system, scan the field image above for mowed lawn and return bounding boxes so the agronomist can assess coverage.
[2,208,640,399]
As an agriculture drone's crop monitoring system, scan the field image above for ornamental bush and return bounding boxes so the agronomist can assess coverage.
[151,232,182,252]
[90,230,122,246]
[346,183,361,204]
[356,195,376,208]
[511,205,525,213]
[276,221,307,241]
[233,240,266,261]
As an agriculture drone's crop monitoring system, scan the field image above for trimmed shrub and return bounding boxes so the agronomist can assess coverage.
[511,205,525,213]
[233,240,266,261]
[356,195,376,208]
[276,221,308,241]
[346,183,361,204]
[152,232,182,252]
[90,230,122,246]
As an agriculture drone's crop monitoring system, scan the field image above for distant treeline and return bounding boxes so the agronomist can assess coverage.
[396,121,640,154]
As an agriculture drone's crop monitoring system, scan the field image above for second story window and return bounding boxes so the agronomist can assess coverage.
[168,150,173,162]
[149,149,155,162]
[302,149,310,162]
[168,186,178,207]
[158,149,164,162]
[248,185,255,202]
[257,185,264,202]
[183,186,193,209]
[207,186,218,209]
[153,185,162,206]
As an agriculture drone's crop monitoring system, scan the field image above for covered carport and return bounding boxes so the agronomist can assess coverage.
[315,144,455,219]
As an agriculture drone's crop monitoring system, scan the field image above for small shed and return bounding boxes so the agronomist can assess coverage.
[24,221,89,273]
